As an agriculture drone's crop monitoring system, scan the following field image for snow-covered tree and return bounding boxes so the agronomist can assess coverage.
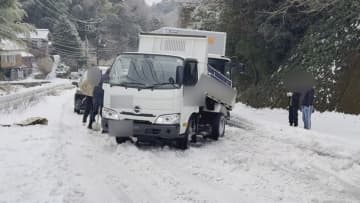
[0,0,32,40]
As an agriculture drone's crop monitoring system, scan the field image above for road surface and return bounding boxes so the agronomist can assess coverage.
[0,89,359,203]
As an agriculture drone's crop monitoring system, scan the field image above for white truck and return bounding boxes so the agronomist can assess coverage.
[102,27,239,149]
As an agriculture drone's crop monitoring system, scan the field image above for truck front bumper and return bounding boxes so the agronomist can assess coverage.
[108,120,182,139]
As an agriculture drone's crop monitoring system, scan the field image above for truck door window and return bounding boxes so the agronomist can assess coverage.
[184,61,198,85]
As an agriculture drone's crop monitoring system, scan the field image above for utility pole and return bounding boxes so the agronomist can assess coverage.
[85,33,89,67]
[96,32,101,66]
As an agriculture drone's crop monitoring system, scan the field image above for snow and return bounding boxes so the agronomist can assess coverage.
[330,60,336,75]
[0,84,24,96]
[0,40,24,51]
[145,0,162,6]
[232,103,360,144]
[0,79,72,111]
[17,29,50,41]
[0,90,360,202]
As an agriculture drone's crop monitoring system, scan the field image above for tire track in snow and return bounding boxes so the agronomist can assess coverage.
[51,91,138,203]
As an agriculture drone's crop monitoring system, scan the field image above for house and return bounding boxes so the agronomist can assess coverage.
[18,29,50,57]
[0,40,34,80]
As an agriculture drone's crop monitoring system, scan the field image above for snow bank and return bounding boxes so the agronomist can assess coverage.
[232,103,360,166]
[0,80,73,111]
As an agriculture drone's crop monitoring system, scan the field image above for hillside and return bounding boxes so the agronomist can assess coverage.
[19,0,161,68]
[182,0,360,114]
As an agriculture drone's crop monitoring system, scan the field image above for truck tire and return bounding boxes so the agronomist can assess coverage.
[75,99,82,114]
[115,137,129,144]
[101,118,109,133]
[177,134,189,150]
[177,116,196,150]
[210,113,226,140]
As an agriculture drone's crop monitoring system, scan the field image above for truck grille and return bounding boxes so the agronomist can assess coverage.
[145,128,161,135]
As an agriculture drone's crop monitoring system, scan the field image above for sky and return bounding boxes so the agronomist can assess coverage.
[145,0,162,6]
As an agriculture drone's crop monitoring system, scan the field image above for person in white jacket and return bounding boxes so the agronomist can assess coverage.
[80,64,101,128]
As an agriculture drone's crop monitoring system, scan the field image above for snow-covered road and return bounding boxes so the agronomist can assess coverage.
[1,89,360,203]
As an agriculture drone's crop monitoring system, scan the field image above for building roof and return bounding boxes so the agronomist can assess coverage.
[0,39,24,51]
[18,29,50,41]
[0,39,33,57]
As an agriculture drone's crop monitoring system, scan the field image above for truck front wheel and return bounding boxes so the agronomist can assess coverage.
[176,134,189,150]
[177,116,197,150]
[210,113,226,140]
[115,137,129,144]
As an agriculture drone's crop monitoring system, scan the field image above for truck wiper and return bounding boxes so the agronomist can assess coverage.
[111,82,146,88]
[148,82,180,89]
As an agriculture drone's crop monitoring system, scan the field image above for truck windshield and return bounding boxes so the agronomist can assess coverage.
[109,54,184,89]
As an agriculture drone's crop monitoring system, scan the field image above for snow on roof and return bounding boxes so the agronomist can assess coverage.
[18,29,50,41]
[19,51,34,57]
[0,39,33,57]
[0,39,24,51]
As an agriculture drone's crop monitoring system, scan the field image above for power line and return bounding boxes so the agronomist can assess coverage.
[52,47,89,55]
[52,42,86,50]
[34,0,103,24]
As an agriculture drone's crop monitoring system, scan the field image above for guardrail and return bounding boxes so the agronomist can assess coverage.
[0,83,73,111]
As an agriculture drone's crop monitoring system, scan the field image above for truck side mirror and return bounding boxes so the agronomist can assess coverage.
[176,66,184,84]
[183,59,198,86]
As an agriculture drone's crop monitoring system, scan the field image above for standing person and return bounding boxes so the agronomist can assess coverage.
[80,63,101,128]
[80,79,93,126]
[301,87,315,129]
[89,80,104,129]
[287,91,301,127]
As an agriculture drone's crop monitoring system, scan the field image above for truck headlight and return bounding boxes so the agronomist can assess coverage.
[102,108,120,120]
[155,114,180,125]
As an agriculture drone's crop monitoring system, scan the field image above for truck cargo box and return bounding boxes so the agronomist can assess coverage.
[152,27,227,57]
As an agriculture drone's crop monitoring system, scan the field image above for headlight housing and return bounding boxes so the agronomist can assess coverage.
[155,114,180,125]
[102,107,120,120]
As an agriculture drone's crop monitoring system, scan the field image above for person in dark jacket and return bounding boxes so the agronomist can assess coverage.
[89,81,104,129]
[301,87,315,129]
[288,92,301,127]
[82,95,93,125]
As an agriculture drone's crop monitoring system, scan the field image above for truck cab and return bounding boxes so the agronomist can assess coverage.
[102,29,237,149]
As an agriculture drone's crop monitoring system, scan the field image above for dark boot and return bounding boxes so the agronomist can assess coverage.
[190,135,197,143]
[294,107,299,127]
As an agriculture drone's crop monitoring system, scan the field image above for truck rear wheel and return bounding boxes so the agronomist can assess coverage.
[209,113,226,140]
[74,99,82,114]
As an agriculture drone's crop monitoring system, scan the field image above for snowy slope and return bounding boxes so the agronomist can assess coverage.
[232,103,360,143]
[0,89,359,203]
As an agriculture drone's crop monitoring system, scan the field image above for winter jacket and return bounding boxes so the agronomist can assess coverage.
[80,80,94,97]
[92,85,104,107]
[302,88,315,106]
[79,66,102,97]
[290,92,301,108]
